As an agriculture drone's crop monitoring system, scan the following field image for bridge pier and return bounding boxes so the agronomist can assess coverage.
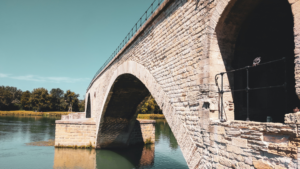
[55,113,97,148]
[55,113,155,149]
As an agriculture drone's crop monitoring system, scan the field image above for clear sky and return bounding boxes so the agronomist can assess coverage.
[0,0,155,99]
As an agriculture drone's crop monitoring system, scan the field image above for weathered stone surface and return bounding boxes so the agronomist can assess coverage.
[253,160,274,169]
[55,122,97,148]
[219,157,232,167]
[225,128,241,136]
[244,157,253,165]
[238,162,251,169]
[284,112,300,124]
[232,138,248,148]
[264,135,289,144]
[55,114,155,148]
[209,125,225,135]
[274,165,287,169]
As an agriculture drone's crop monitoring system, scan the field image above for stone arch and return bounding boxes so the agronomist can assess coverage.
[91,61,195,163]
[209,0,300,122]
[86,93,91,118]
[96,73,150,148]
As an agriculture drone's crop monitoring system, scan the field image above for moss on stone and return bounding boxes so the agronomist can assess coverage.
[26,139,55,146]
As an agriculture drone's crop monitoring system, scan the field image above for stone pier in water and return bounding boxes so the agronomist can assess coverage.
[55,112,155,148]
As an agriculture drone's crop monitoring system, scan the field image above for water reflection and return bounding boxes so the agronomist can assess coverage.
[0,116,188,169]
[54,144,154,169]
[155,119,178,150]
[97,144,155,169]
[54,148,97,169]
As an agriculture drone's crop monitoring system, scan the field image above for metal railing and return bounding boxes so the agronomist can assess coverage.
[87,0,165,91]
[215,57,287,122]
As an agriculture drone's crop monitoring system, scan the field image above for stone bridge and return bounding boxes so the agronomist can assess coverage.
[55,0,300,168]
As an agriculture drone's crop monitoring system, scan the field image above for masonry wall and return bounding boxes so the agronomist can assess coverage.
[55,118,155,148]
[97,118,155,148]
[129,120,156,145]
[85,0,300,168]
[197,119,299,169]
[55,123,97,148]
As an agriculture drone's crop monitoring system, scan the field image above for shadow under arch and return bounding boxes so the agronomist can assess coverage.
[96,73,150,148]
[86,93,91,118]
[215,0,297,122]
[91,61,193,168]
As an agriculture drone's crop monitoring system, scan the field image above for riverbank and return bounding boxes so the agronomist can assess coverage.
[0,110,70,117]
[0,111,165,119]
[137,114,165,119]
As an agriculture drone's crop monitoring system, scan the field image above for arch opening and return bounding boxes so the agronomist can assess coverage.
[96,74,150,149]
[94,72,188,168]
[216,0,297,122]
[86,93,91,118]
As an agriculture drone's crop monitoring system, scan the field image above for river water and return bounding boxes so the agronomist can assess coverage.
[0,116,188,169]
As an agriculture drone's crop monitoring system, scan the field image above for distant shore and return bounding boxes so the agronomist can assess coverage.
[0,110,70,117]
[137,114,165,119]
[0,111,165,119]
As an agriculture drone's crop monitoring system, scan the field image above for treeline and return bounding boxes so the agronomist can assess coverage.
[137,95,162,114]
[0,86,85,112]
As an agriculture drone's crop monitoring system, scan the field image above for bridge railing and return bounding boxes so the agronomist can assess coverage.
[87,0,165,91]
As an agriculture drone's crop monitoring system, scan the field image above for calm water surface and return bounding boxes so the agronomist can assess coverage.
[0,116,188,169]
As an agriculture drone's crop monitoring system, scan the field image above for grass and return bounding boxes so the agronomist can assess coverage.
[55,142,95,149]
[145,137,154,144]
[0,110,71,117]
[137,114,165,119]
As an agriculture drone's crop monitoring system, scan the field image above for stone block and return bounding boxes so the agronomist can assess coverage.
[274,165,287,169]
[253,160,274,169]
[284,112,300,124]
[210,134,226,143]
[225,128,241,136]
[232,138,247,148]
[213,155,219,163]
[232,153,243,162]
[209,125,225,135]
[263,135,289,144]
[219,157,232,168]
[242,156,252,166]
[238,162,251,169]
[216,163,227,169]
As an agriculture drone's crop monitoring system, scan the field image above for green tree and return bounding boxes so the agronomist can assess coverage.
[78,99,85,112]
[0,86,12,110]
[0,86,22,110]
[30,88,50,111]
[64,90,79,112]
[21,91,31,110]
[5,86,22,101]
[7,86,22,110]
[137,95,162,114]
[49,88,64,111]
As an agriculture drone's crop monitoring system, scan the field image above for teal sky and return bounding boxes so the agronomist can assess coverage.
[0,0,155,99]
